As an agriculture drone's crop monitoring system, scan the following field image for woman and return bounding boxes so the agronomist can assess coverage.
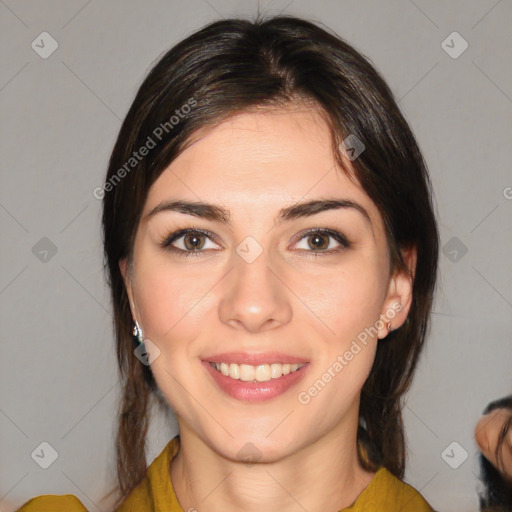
[17,14,439,512]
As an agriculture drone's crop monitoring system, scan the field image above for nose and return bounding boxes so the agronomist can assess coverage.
[218,246,293,333]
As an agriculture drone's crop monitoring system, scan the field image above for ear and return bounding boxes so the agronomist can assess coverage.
[119,257,136,320]
[377,245,417,339]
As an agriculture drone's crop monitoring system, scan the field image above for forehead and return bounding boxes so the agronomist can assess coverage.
[143,107,377,224]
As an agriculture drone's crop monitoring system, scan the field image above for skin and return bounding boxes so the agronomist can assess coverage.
[120,104,416,512]
[475,408,512,483]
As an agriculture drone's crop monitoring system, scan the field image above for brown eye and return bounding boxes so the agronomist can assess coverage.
[307,232,330,250]
[182,232,206,250]
[293,228,350,256]
[160,228,220,257]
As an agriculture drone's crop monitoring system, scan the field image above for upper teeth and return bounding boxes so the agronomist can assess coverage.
[211,362,305,382]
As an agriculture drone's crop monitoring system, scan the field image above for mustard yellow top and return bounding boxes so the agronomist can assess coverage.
[16,436,434,511]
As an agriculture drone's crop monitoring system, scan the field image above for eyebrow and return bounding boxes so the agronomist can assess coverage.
[144,197,372,229]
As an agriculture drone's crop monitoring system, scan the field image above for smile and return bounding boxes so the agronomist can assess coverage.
[203,358,310,402]
[209,362,306,382]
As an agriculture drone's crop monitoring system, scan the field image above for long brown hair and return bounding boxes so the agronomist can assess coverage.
[100,14,439,508]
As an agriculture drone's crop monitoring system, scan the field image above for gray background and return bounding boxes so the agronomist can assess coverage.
[1,1,511,511]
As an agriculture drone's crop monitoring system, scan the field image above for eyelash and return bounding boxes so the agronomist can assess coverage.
[158,227,351,259]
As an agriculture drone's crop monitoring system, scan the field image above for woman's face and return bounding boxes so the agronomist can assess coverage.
[121,105,413,462]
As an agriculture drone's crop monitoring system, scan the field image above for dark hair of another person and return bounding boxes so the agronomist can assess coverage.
[478,395,512,511]
[100,14,440,507]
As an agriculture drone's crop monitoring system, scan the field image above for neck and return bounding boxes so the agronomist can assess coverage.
[170,418,375,512]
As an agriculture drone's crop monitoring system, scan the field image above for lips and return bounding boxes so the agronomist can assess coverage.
[202,353,310,402]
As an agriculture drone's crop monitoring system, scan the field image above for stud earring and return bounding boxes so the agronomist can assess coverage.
[132,320,144,346]
[387,322,394,332]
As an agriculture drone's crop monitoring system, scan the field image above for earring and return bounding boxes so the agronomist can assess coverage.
[387,322,394,332]
[132,320,144,346]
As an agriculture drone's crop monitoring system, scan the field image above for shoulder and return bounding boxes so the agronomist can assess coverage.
[346,467,435,511]
[15,494,88,511]
[14,437,181,512]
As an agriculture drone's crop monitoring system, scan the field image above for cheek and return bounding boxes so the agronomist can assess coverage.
[298,258,387,346]
[133,260,214,409]
[135,260,197,340]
